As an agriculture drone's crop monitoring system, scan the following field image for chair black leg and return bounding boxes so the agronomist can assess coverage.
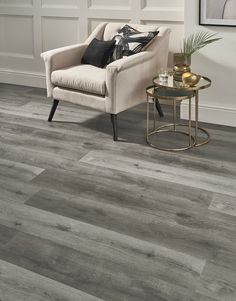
[110,114,118,141]
[153,98,164,118]
[48,99,59,122]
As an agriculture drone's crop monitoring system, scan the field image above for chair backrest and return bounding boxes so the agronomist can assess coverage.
[85,22,169,53]
[103,23,159,41]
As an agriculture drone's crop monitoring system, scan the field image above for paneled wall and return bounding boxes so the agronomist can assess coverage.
[0,0,184,88]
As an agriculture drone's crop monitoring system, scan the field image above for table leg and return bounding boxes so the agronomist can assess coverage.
[194,90,211,147]
[146,94,149,139]
[153,98,156,130]
[195,91,199,145]
[189,97,192,146]
[173,99,176,131]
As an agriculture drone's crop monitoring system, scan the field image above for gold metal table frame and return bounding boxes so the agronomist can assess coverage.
[146,76,211,152]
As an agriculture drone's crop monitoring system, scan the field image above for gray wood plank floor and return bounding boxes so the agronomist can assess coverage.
[0,83,236,301]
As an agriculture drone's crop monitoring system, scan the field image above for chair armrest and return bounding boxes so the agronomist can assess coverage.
[105,27,170,114]
[41,43,87,97]
[106,52,154,114]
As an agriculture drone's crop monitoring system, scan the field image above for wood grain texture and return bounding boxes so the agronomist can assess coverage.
[0,225,17,246]
[80,150,236,197]
[0,230,199,301]
[0,260,105,301]
[197,262,236,301]
[0,83,236,301]
[209,193,236,217]
[0,174,40,203]
[0,158,44,182]
[26,185,236,262]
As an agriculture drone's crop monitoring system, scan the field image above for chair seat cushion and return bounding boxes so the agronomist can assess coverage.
[51,65,106,96]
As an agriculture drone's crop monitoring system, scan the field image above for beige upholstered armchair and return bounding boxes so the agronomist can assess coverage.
[41,22,170,140]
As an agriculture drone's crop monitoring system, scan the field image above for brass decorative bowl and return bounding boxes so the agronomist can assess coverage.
[182,72,201,87]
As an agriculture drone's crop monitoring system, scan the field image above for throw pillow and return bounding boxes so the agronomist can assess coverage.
[82,38,115,68]
[112,25,159,60]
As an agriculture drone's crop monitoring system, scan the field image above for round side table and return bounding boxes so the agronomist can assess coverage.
[146,76,211,151]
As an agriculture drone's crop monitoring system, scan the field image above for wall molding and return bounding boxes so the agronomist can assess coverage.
[0,69,45,88]
[181,102,236,127]
[0,0,184,89]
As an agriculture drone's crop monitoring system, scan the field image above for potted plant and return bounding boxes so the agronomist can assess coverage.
[173,31,221,81]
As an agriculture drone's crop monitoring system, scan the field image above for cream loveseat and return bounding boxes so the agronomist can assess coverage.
[41,22,170,140]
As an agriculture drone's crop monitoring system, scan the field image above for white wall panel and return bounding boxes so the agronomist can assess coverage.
[0,15,34,57]
[42,17,78,51]
[0,0,184,88]
[88,18,130,34]
[0,0,33,7]
[41,0,78,8]
[89,0,130,9]
[142,0,184,9]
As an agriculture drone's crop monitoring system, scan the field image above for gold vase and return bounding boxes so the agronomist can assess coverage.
[173,64,191,82]
[173,54,191,82]
[173,53,191,66]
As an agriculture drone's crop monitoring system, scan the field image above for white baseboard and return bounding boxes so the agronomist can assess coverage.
[181,102,236,127]
[0,69,46,88]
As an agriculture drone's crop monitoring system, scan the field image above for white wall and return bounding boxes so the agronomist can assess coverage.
[181,0,236,127]
[0,0,184,88]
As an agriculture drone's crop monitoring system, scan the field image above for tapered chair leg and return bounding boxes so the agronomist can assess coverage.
[153,98,164,117]
[48,99,59,122]
[110,114,118,141]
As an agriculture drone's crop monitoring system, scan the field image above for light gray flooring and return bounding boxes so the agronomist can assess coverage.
[0,83,236,301]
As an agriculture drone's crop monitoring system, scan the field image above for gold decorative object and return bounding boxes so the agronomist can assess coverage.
[148,75,212,151]
[173,64,191,82]
[174,53,191,66]
[173,31,221,83]
[182,72,201,87]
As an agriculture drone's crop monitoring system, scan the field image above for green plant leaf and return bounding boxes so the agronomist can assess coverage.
[181,31,221,57]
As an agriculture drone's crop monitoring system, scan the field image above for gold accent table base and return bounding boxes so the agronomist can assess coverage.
[147,123,210,152]
[146,83,211,152]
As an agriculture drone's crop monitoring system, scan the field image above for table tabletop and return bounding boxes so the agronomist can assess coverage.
[153,75,211,91]
[146,85,194,101]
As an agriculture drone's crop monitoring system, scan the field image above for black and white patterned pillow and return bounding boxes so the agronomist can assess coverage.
[111,25,159,61]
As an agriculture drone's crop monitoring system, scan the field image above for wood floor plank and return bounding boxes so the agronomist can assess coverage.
[1,115,230,174]
[31,163,214,211]
[0,142,86,172]
[0,99,103,123]
[209,193,236,217]
[25,187,236,263]
[0,111,107,140]
[0,231,197,301]
[80,151,236,197]
[0,107,235,163]
[0,259,105,301]
[0,225,17,246]
[0,129,88,161]
[0,83,42,106]
[0,158,44,182]
[0,202,205,274]
[0,174,40,203]
[0,115,104,140]
[197,262,236,301]
[0,83,236,300]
